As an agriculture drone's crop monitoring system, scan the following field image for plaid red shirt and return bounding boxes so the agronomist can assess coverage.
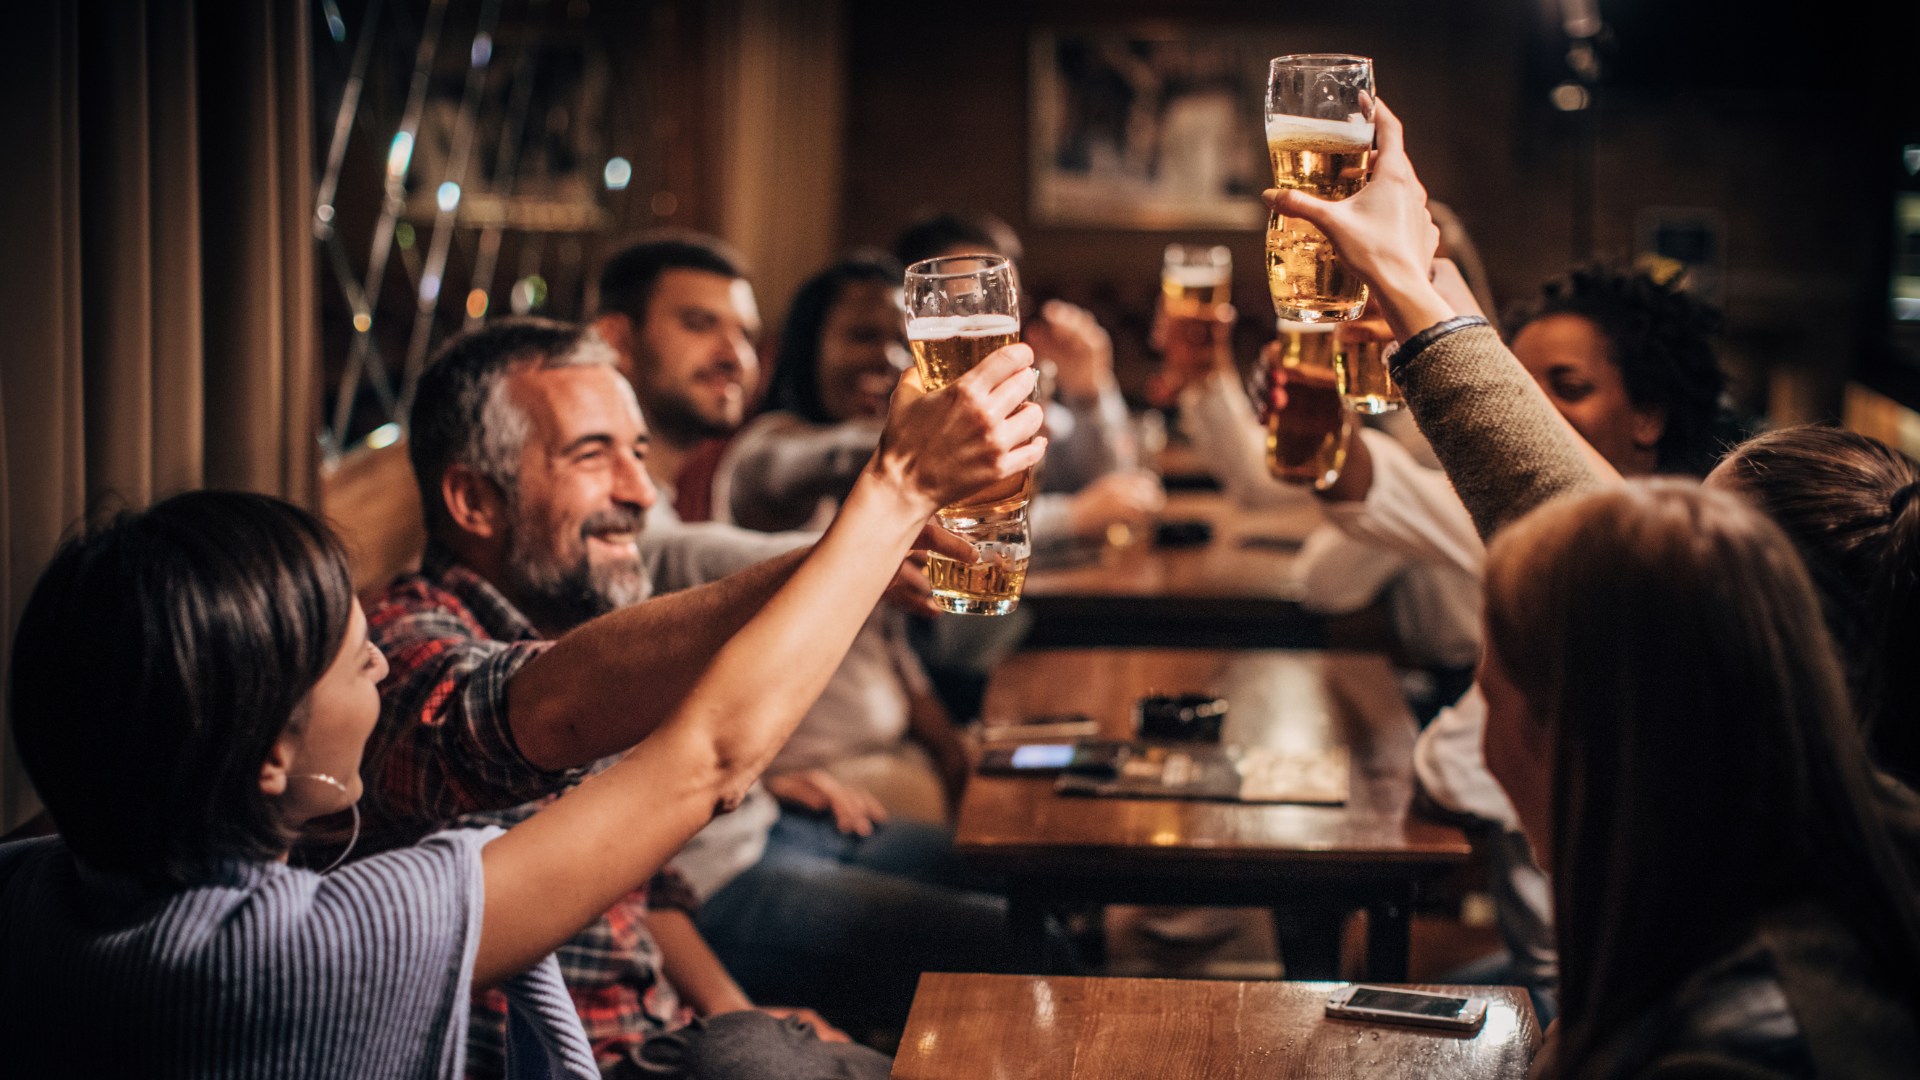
[364,544,697,1079]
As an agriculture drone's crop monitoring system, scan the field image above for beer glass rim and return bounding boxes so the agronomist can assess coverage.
[1269,53,1373,71]
[904,253,1013,281]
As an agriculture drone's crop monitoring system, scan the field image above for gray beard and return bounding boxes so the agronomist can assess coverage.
[506,542,652,634]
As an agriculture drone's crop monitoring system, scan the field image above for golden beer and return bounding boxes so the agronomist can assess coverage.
[925,538,1029,606]
[1161,271,1230,379]
[1334,335,1404,414]
[908,315,1021,392]
[907,314,1027,516]
[906,312,1032,614]
[1161,272,1232,321]
[1160,246,1233,385]
[1265,115,1374,322]
[1265,322,1352,488]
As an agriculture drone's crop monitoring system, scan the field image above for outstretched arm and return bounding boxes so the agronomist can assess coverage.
[473,346,1047,987]
[1266,100,1614,536]
[507,549,808,769]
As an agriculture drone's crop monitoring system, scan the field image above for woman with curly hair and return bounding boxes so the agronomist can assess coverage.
[1503,265,1732,478]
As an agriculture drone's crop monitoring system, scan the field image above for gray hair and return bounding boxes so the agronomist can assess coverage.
[407,318,616,537]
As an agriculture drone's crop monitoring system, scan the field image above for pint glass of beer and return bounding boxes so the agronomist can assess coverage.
[903,254,1031,615]
[1265,321,1354,489]
[1334,329,1404,413]
[1158,244,1233,385]
[1265,54,1375,323]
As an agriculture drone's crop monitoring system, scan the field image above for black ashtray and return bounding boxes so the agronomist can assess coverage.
[1153,520,1214,548]
[1134,694,1228,742]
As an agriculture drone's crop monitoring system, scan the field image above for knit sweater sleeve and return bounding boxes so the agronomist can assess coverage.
[1393,324,1602,539]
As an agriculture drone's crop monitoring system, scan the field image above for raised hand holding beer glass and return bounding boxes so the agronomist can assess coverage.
[1259,54,1367,488]
[1333,300,1405,413]
[903,254,1037,615]
[1266,54,1375,323]
[1264,99,1449,343]
[1266,54,1405,419]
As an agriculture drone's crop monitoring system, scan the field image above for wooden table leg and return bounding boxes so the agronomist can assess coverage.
[1007,882,1050,973]
[1364,886,1413,982]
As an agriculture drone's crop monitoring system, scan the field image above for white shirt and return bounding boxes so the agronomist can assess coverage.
[1179,372,1509,821]
[640,503,936,897]
[1316,429,1515,825]
[1179,373,1483,669]
[1318,427,1485,581]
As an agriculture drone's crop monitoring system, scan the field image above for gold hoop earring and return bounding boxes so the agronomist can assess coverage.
[291,772,360,875]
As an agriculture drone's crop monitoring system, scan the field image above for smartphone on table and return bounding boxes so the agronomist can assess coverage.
[1324,985,1488,1032]
[976,742,1130,778]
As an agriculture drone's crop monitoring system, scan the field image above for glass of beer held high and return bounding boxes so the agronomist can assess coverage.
[1160,244,1234,381]
[1334,320,1405,414]
[1265,54,1376,323]
[903,254,1032,615]
[1264,320,1354,489]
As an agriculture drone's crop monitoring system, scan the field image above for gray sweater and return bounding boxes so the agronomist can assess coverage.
[1392,323,1602,539]
[0,829,597,1080]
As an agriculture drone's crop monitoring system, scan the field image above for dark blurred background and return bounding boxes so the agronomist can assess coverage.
[311,0,1920,455]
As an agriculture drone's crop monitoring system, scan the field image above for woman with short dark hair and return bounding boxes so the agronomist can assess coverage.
[12,491,361,886]
[0,330,1045,1078]
[2,491,595,1079]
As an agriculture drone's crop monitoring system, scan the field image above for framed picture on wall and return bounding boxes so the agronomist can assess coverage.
[1030,29,1272,229]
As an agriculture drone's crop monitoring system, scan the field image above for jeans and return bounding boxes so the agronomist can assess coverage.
[693,813,1016,1031]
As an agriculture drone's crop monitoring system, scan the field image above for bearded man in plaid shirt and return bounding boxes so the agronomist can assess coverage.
[357,304,1028,1079]
[358,317,904,1079]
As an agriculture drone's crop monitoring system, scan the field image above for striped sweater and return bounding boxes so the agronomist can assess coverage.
[0,828,596,1080]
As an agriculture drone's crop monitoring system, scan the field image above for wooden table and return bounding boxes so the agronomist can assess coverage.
[963,649,1471,980]
[1021,491,1392,650]
[893,974,1540,1080]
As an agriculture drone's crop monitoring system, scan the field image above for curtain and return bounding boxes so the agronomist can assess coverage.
[714,0,844,331]
[0,0,318,832]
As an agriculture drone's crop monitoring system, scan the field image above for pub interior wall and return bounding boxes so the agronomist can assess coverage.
[837,0,1881,422]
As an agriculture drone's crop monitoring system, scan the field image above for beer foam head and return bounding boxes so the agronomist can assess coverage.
[1165,264,1229,287]
[1278,318,1336,334]
[1265,113,1374,151]
[906,313,1021,341]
